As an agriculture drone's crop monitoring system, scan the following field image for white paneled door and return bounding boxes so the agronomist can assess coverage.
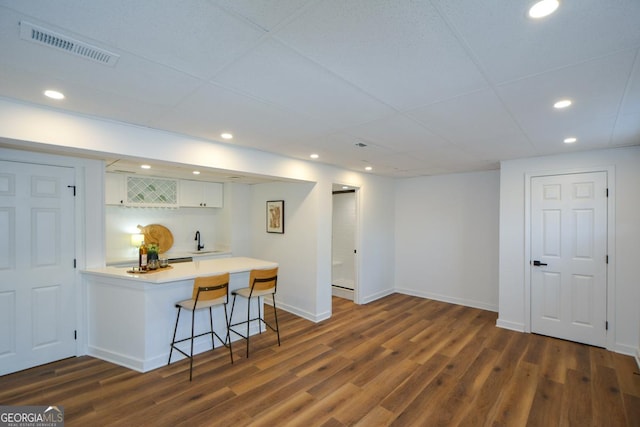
[0,160,76,375]
[530,172,607,347]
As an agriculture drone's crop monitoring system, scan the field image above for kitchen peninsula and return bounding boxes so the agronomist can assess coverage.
[82,257,278,372]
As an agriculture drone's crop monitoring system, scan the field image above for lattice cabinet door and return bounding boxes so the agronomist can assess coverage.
[126,176,178,207]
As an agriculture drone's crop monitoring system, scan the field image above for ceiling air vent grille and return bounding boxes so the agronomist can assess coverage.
[19,21,119,67]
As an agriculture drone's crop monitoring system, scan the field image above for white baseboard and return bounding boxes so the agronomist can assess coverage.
[266,299,329,323]
[395,288,498,312]
[496,319,525,332]
[332,286,354,300]
[89,324,258,373]
[360,288,395,304]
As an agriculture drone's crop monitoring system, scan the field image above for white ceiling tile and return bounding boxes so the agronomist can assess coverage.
[611,113,640,146]
[406,89,536,159]
[432,0,640,84]
[496,51,635,149]
[343,113,450,153]
[210,0,315,31]
[620,53,640,115]
[274,0,488,110]
[0,1,638,178]
[1,0,266,79]
[214,39,394,131]
[151,82,325,148]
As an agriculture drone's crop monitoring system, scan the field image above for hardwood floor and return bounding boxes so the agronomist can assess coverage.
[1,294,639,426]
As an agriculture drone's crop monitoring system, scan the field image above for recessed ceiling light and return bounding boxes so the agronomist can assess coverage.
[342,186,349,190]
[365,166,373,171]
[564,137,577,144]
[192,170,201,175]
[310,153,319,159]
[529,0,559,18]
[140,164,151,169]
[44,90,64,100]
[554,99,572,109]
[221,133,233,140]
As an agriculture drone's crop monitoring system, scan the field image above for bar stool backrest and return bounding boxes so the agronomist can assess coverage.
[249,267,278,293]
[193,273,230,302]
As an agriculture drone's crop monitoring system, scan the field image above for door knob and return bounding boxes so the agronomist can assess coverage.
[532,260,548,266]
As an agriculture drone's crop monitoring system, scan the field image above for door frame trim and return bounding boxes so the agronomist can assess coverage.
[524,166,616,351]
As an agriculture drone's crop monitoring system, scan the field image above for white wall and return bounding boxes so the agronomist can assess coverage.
[250,182,319,320]
[395,170,500,311]
[0,98,396,323]
[498,146,640,355]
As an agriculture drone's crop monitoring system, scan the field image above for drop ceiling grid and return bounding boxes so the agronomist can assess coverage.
[496,50,638,150]
[211,37,395,132]
[430,0,640,85]
[154,80,328,149]
[271,0,489,112]
[0,0,638,177]
[1,0,269,80]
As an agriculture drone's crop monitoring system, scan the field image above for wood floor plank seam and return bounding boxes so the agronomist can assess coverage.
[1,294,638,426]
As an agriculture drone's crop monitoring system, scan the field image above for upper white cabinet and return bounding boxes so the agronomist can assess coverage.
[179,180,223,208]
[106,173,178,207]
[106,173,223,208]
[105,172,125,205]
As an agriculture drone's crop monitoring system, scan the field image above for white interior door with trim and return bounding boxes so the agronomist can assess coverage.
[0,160,76,375]
[530,171,607,347]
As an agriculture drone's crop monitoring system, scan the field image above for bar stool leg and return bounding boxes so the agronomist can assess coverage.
[168,306,182,364]
[189,308,196,381]
[272,294,281,346]
[223,304,233,364]
[208,307,215,350]
[246,296,251,358]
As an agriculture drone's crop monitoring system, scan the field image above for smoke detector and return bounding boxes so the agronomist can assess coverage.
[19,21,120,67]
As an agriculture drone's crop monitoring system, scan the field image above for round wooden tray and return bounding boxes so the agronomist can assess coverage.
[137,224,174,253]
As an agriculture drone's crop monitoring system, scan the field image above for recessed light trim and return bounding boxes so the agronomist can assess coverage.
[44,90,64,100]
[529,0,559,18]
[553,99,572,109]
[221,133,233,140]
[564,137,577,144]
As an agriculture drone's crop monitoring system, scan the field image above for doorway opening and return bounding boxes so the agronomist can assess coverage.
[331,184,358,302]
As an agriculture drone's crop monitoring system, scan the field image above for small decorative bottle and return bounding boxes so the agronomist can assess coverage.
[139,241,148,271]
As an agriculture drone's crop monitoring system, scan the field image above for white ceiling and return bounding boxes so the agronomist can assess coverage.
[0,0,639,178]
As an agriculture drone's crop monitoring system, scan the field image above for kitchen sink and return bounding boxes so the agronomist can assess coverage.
[189,250,222,255]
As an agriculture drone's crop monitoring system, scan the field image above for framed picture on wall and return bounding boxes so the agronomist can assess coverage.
[266,200,284,234]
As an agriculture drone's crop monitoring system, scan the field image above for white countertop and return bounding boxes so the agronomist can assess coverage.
[82,256,278,284]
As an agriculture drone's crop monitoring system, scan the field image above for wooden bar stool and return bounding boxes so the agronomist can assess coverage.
[168,273,233,381]
[228,267,280,358]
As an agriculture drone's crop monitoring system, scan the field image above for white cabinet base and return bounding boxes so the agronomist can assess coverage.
[86,271,262,372]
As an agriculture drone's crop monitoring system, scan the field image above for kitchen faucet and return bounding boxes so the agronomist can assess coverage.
[194,231,204,251]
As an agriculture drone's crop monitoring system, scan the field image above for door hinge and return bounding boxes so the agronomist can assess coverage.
[74,330,77,340]
[605,321,608,331]
[73,259,77,268]
[606,188,609,197]
[606,255,609,264]
[67,185,76,196]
